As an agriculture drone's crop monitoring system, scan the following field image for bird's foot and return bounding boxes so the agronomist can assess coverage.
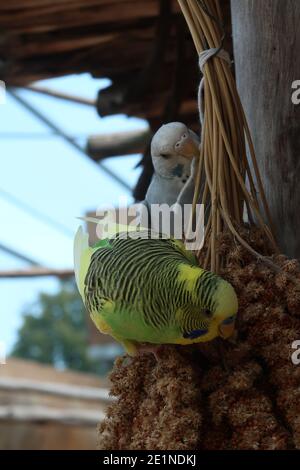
[136,343,164,362]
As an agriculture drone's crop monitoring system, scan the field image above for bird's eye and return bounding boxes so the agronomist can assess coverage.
[175,142,181,148]
[160,153,170,159]
[183,133,187,138]
[204,309,212,318]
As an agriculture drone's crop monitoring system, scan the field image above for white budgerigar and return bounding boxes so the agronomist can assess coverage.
[138,122,200,233]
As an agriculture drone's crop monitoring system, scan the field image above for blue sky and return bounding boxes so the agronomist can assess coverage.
[0,73,147,352]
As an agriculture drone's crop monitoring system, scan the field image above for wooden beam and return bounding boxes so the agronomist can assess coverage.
[231,0,300,258]
[87,128,151,160]
[0,405,105,426]
[0,1,163,33]
[0,376,112,402]
[0,268,74,279]
[23,85,96,107]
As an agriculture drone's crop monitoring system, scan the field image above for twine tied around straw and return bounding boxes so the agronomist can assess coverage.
[198,48,231,125]
[178,0,281,275]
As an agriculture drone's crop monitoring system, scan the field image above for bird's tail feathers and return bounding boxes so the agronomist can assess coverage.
[73,226,93,298]
[77,216,104,225]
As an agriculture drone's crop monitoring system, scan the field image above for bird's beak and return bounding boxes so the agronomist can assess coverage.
[218,321,236,340]
[177,133,200,160]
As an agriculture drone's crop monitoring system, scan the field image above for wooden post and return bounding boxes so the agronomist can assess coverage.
[231,0,300,258]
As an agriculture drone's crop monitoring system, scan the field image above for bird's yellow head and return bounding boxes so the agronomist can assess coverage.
[177,265,238,345]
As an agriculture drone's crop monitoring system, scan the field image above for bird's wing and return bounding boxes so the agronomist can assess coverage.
[88,297,116,336]
[170,238,198,265]
[175,304,210,341]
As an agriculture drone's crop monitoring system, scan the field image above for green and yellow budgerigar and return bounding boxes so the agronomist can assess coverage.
[74,225,238,356]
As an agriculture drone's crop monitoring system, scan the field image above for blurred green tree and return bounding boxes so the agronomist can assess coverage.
[11,280,111,375]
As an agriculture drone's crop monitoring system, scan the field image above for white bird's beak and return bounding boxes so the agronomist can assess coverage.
[176,132,200,160]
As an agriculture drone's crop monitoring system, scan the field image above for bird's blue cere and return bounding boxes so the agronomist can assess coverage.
[221,315,236,325]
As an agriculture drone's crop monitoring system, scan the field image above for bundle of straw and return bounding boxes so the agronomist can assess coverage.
[178,0,278,273]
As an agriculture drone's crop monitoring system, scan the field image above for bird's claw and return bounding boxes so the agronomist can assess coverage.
[136,344,164,362]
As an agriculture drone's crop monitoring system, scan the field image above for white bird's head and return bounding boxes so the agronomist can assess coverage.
[151,122,200,178]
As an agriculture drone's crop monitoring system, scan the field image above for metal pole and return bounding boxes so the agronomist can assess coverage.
[22,85,96,107]
[8,89,132,192]
[0,242,41,266]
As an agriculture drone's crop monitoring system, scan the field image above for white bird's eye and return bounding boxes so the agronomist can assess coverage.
[183,133,187,138]
[175,142,180,148]
[160,153,170,159]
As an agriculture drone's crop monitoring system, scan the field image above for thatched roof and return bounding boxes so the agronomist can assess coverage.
[0,0,231,127]
[0,0,232,199]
